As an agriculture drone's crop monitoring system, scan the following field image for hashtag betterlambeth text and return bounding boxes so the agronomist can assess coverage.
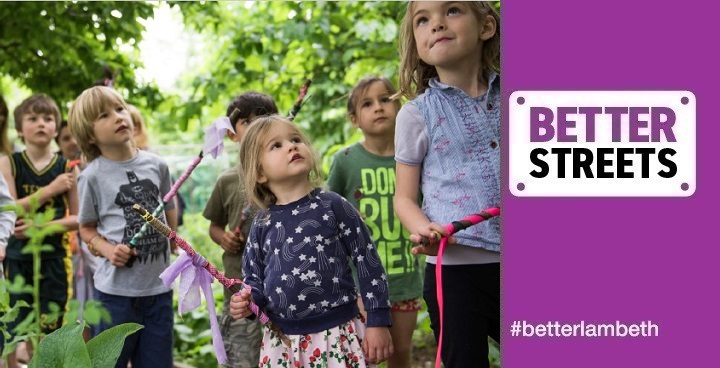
[510,320,659,338]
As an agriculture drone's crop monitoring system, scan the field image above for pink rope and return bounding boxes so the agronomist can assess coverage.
[434,224,454,368]
[432,208,500,368]
[166,229,271,325]
[164,154,203,203]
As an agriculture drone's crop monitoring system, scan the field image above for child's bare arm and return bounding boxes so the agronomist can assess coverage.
[80,222,136,267]
[0,173,16,253]
[47,215,78,232]
[0,156,17,201]
[164,207,178,253]
[165,207,178,231]
[1,157,77,237]
[47,166,79,231]
[208,222,225,245]
[18,174,74,211]
[209,222,243,253]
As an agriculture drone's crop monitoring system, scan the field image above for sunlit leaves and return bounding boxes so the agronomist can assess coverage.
[0,2,158,110]
[165,1,404,157]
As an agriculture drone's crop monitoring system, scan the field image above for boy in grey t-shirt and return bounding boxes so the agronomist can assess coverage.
[68,86,177,368]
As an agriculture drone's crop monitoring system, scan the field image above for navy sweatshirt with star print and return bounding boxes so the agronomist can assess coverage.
[243,188,392,334]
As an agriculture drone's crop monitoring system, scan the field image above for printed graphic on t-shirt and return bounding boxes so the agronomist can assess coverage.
[114,170,167,263]
[356,167,417,276]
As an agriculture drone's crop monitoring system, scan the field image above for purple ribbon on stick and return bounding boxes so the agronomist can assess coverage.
[160,252,227,365]
[203,116,234,159]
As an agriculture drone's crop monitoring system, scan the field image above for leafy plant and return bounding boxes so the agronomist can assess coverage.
[1,195,67,359]
[28,320,143,368]
[1,195,140,367]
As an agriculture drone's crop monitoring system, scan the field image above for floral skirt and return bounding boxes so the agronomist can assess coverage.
[257,315,376,368]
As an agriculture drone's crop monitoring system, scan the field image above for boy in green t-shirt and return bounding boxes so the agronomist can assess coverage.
[327,77,423,368]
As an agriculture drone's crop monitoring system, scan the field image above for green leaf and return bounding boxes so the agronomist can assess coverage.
[86,323,144,368]
[64,300,81,325]
[28,321,90,368]
[81,300,112,325]
[6,275,33,294]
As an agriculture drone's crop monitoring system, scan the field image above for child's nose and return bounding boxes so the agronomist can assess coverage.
[112,110,124,122]
[432,19,446,32]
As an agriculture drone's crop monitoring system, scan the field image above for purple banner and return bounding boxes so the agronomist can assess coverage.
[502,0,717,366]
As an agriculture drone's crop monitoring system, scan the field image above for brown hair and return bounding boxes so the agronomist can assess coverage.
[397,1,501,99]
[346,77,401,118]
[238,115,323,209]
[67,86,129,162]
[13,94,62,132]
[226,91,278,127]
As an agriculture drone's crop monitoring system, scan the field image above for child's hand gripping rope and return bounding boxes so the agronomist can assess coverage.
[416,207,501,368]
[417,208,500,249]
[132,204,291,358]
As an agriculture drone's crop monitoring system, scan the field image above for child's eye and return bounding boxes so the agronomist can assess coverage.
[361,101,372,108]
[381,97,392,103]
[447,7,461,16]
[116,106,124,113]
[291,137,302,144]
[415,16,428,26]
[270,142,282,150]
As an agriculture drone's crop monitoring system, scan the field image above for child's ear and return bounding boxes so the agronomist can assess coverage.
[258,172,268,184]
[479,15,497,41]
[227,130,239,142]
[349,114,359,129]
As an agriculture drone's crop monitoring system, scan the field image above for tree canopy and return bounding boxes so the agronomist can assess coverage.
[0,2,161,111]
[165,1,406,153]
[1,1,406,156]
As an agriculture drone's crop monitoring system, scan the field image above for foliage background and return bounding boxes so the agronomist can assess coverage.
[1,1,406,156]
[1,1,500,367]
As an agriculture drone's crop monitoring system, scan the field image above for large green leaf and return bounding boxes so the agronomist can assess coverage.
[86,323,144,368]
[24,321,143,368]
[28,321,90,368]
